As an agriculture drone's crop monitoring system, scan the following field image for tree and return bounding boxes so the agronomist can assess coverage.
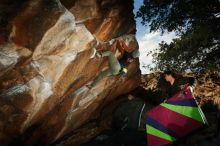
[137,0,220,73]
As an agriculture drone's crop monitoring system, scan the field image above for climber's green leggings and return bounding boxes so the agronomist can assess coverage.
[91,51,121,87]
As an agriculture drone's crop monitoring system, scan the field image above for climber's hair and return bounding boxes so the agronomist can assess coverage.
[163,70,176,79]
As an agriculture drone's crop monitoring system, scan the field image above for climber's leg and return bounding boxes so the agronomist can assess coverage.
[91,68,112,87]
[101,51,121,75]
[88,51,121,88]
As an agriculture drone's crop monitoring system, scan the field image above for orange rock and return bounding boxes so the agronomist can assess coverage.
[0,0,140,145]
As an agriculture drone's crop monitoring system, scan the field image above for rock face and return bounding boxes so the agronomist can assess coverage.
[0,0,140,145]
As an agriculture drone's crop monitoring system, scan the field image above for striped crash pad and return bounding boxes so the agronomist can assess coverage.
[146,86,208,146]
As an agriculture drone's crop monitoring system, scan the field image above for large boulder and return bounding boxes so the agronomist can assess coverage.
[0,0,140,145]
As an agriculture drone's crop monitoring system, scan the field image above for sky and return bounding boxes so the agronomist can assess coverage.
[133,0,176,74]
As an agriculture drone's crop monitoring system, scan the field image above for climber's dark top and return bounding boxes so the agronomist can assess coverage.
[119,52,132,68]
[118,52,133,76]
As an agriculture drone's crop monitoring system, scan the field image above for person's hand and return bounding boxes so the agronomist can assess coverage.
[128,94,135,100]
[127,58,134,63]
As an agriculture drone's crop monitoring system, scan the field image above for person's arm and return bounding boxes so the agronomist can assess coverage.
[178,77,196,88]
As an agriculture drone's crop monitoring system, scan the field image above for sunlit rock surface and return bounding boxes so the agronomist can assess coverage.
[0,0,140,145]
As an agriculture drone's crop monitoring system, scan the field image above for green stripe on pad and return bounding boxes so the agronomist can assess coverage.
[161,103,203,123]
[146,124,176,142]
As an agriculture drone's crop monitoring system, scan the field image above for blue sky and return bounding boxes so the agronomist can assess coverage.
[133,0,176,74]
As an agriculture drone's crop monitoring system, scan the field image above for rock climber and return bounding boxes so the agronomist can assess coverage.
[88,45,139,88]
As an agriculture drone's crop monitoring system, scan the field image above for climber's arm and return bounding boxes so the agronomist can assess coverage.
[101,51,113,57]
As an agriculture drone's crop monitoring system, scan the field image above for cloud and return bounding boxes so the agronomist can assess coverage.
[137,31,176,74]
[133,0,176,74]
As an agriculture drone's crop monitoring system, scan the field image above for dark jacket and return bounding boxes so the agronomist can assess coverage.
[119,52,132,68]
